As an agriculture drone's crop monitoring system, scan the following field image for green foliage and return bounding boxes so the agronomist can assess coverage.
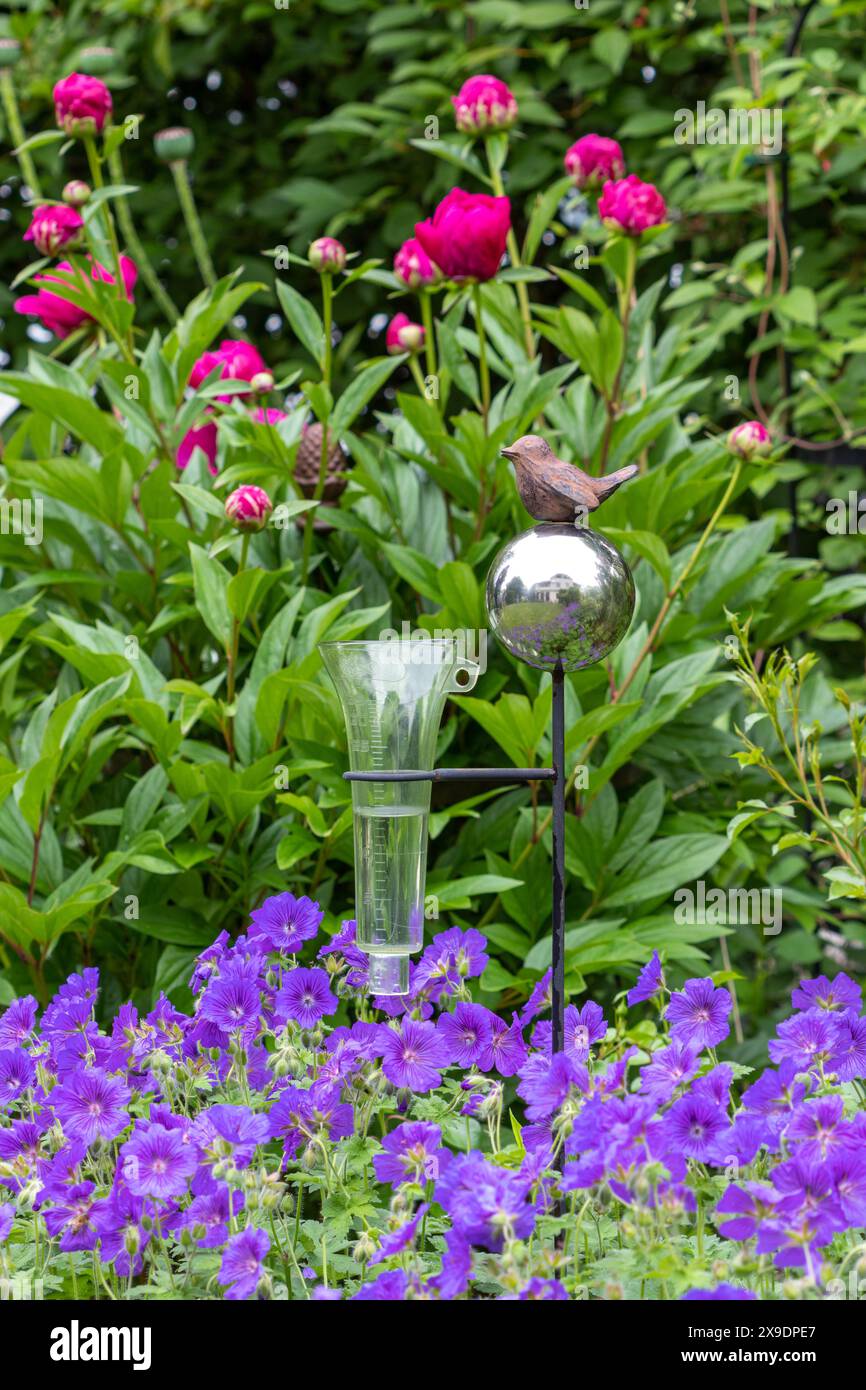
[0,0,863,1069]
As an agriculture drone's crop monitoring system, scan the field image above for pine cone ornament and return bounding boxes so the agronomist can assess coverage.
[294,423,348,504]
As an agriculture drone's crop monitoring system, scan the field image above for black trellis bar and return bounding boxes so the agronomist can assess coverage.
[342,661,568,1047]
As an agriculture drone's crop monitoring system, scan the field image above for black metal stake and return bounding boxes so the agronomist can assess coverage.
[345,667,569,1051]
[550,662,566,1054]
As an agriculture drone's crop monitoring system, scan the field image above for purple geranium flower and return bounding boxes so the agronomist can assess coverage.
[52,1066,131,1145]
[828,1013,866,1082]
[0,1204,14,1243]
[268,1081,353,1160]
[741,1060,808,1134]
[275,968,338,1028]
[248,891,323,953]
[0,1048,35,1104]
[768,1008,841,1071]
[199,972,262,1038]
[521,970,552,1024]
[477,1012,527,1077]
[627,951,665,1006]
[352,1269,408,1300]
[829,1149,866,1226]
[714,1181,779,1241]
[379,1020,448,1092]
[639,1039,701,1099]
[791,972,861,1015]
[373,1121,445,1185]
[663,1093,730,1161]
[119,1124,199,1199]
[93,1183,153,1275]
[436,1152,534,1252]
[179,1183,244,1249]
[682,1284,756,1300]
[0,996,38,1048]
[42,1181,106,1252]
[203,1105,271,1167]
[431,1229,472,1299]
[437,1002,493,1066]
[219,1226,270,1300]
[513,1277,569,1301]
[787,1096,853,1164]
[516,1052,587,1121]
[666,978,732,1049]
[372,1203,428,1264]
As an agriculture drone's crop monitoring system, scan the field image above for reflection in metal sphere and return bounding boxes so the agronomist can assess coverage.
[486,524,635,672]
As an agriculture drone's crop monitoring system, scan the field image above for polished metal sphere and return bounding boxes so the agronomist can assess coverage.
[486,524,635,671]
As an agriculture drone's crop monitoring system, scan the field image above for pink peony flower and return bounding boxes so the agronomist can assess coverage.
[393,237,438,290]
[23,204,84,258]
[386,313,425,355]
[727,420,771,459]
[189,340,269,401]
[598,175,667,235]
[451,75,518,134]
[564,134,625,190]
[176,417,218,474]
[414,188,510,283]
[53,73,112,136]
[14,255,137,339]
[308,237,347,273]
[225,485,273,532]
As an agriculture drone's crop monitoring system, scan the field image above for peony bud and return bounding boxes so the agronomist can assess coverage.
[62,179,91,207]
[393,237,438,290]
[0,38,22,68]
[225,484,273,532]
[452,75,518,135]
[564,134,625,190]
[249,370,275,394]
[53,72,113,137]
[727,420,771,459]
[308,236,346,274]
[598,175,667,235]
[77,46,116,77]
[386,313,424,355]
[154,126,195,163]
[24,204,85,258]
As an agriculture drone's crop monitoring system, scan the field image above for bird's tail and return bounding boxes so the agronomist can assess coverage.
[595,463,639,501]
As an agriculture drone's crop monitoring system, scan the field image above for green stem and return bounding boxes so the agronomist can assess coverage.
[419,290,437,380]
[83,134,124,296]
[485,137,534,357]
[170,159,217,288]
[225,532,251,767]
[0,67,41,199]
[107,145,179,323]
[300,274,334,583]
[472,282,490,431]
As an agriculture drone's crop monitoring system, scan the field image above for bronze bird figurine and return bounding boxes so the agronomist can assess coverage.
[502,434,638,522]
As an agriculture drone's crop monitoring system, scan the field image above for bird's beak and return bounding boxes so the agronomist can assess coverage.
[501,447,517,461]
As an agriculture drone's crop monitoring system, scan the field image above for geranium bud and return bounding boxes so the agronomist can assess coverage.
[225,485,273,532]
[386,313,425,355]
[308,236,347,273]
[24,204,84,258]
[598,175,667,235]
[564,134,625,189]
[53,72,113,136]
[393,237,438,289]
[726,419,771,459]
[249,370,274,394]
[124,1226,141,1256]
[301,1143,318,1171]
[62,180,91,207]
[353,1232,377,1263]
[154,126,195,163]
[77,46,116,76]
[0,38,22,68]
[452,75,518,134]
